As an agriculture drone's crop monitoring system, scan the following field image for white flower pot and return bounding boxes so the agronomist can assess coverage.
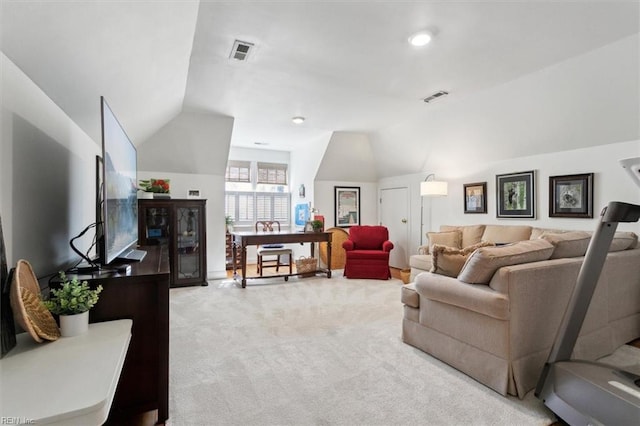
[59,311,89,337]
[138,190,154,199]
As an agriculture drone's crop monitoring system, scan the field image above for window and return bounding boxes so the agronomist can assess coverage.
[257,162,287,185]
[225,160,251,182]
[226,192,289,225]
[225,161,290,226]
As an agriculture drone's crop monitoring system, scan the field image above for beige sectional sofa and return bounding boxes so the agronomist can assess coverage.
[402,224,640,398]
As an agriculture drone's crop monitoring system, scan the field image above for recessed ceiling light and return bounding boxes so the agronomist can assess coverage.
[408,31,432,47]
[292,116,305,124]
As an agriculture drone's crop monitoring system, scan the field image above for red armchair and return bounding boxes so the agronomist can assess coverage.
[342,225,394,279]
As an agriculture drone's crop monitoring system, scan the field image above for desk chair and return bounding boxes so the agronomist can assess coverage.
[255,221,293,276]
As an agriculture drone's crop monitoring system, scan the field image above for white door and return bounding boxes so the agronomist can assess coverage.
[380,187,409,269]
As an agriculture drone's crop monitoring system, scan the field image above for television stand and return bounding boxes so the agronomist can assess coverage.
[117,247,147,262]
[51,246,170,423]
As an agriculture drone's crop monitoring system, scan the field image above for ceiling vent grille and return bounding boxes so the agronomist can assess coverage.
[423,91,449,103]
[230,40,254,61]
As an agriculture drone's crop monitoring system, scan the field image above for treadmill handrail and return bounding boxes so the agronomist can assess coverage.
[536,201,640,396]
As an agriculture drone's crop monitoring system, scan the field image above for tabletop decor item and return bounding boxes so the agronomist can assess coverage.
[139,178,171,199]
[44,272,103,337]
[9,259,60,342]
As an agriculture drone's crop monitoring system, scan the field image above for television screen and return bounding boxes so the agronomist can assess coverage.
[100,97,140,264]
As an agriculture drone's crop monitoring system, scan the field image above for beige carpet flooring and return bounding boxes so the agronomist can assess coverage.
[166,272,570,425]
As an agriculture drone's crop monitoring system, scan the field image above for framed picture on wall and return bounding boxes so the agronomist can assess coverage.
[549,173,594,218]
[334,186,360,227]
[496,171,536,218]
[463,182,487,214]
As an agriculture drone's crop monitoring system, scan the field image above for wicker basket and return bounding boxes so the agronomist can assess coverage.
[295,256,317,274]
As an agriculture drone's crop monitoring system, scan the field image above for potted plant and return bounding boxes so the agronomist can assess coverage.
[139,178,171,199]
[225,215,235,233]
[44,272,103,337]
[311,220,324,232]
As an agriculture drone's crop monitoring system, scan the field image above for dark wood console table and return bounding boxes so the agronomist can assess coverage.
[51,245,170,424]
[231,231,332,288]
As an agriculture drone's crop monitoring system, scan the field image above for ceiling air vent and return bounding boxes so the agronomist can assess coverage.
[423,91,449,103]
[230,40,254,61]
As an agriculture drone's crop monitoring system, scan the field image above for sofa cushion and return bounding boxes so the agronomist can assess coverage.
[530,227,568,239]
[481,225,532,244]
[610,232,638,252]
[430,241,495,278]
[441,225,486,248]
[410,254,433,271]
[540,231,592,259]
[457,239,555,284]
[427,230,462,252]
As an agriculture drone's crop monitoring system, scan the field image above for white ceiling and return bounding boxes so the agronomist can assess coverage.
[2,1,639,154]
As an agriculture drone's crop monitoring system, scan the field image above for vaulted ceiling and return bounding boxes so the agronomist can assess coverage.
[2,1,639,177]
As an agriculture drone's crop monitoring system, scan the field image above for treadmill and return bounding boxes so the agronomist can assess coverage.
[535,157,640,425]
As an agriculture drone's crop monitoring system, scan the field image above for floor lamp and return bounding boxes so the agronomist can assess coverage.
[420,174,448,246]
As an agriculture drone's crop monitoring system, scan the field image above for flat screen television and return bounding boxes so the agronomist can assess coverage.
[98,96,145,265]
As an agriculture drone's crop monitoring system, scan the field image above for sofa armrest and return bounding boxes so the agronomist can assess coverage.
[415,273,509,320]
[382,240,394,252]
[489,259,581,359]
[342,240,355,251]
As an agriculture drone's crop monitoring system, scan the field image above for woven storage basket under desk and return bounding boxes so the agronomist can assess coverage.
[295,256,317,274]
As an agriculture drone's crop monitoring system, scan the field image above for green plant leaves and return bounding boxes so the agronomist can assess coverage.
[44,272,103,315]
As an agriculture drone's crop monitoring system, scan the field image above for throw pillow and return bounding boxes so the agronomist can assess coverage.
[457,239,555,284]
[540,231,591,259]
[610,232,638,252]
[430,241,495,277]
[481,225,533,244]
[426,230,462,253]
[440,225,486,248]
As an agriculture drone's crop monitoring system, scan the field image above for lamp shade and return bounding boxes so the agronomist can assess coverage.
[421,180,448,197]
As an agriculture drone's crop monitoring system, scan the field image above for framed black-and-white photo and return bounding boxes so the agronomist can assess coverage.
[187,189,201,199]
[496,171,536,218]
[335,186,360,227]
[463,182,487,214]
[549,173,594,218]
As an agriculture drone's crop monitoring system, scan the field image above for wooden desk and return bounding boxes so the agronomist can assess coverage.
[0,320,132,425]
[231,231,332,288]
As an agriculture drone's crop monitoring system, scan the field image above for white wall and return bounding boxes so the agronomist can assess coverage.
[289,133,332,226]
[313,180,379,229]
[315,132,377,181]
[138,111,234,175]
[381,140,640,265]
[1,53,99,276]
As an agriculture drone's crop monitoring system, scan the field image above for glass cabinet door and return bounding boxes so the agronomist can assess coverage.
[139,199,207,287]
[144,206,171,246]
[176,206,202,281]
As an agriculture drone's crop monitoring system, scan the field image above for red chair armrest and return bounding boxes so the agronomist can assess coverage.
[343,240,355,251]
[382,241,394,252]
